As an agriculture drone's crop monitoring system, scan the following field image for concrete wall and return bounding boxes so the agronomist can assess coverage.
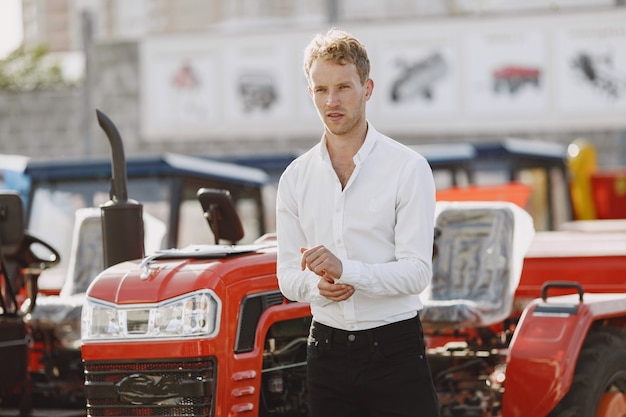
[0,88,84,158]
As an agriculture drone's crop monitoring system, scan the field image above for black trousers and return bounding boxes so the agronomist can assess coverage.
[306,315,440,417]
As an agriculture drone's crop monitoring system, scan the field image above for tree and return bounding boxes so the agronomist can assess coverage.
[0,44,77,91]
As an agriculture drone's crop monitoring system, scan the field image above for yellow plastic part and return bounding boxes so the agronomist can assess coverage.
[567,138,597,220]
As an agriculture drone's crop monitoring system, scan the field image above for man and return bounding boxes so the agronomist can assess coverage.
[276,28,440,417]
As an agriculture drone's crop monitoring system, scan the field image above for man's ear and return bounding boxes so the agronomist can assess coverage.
[364,78,374,101]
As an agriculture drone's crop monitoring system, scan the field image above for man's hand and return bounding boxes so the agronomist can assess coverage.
[300,245,343,280]
[301,246,354,301]
[317,276,354,302]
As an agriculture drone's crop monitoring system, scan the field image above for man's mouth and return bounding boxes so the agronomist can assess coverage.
[327,112,343,121]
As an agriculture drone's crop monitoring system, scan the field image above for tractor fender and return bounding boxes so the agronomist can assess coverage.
[503,287,626,417]
[228,301,311,416]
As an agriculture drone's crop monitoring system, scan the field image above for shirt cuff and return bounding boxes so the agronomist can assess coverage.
[338,259,361,286]
[338,259,382,296]
[307,275,333,307]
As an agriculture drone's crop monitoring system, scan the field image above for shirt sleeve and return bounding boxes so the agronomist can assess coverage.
[338,156,436,297]
[275,165,332,307]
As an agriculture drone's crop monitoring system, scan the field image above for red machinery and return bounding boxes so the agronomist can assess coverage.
[0,191,60,416]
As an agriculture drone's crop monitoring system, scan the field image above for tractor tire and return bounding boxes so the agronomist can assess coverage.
[547,326,626,417]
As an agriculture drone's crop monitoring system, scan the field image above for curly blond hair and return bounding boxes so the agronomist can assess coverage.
[303,28,370,85]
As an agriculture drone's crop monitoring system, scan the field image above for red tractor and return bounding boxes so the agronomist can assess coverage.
[0,191,60,416]
[422,202,626,417]
[12,110,270,409]
[493,65,541,94]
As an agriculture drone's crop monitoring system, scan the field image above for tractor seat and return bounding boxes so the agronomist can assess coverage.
[420,201,534,330]
[0,191,25,258]
[0,191,25,315]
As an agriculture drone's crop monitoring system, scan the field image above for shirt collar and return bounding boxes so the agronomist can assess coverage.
[319,121,378,165]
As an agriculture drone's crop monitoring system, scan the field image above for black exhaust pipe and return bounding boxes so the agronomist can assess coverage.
[96,109,144,268]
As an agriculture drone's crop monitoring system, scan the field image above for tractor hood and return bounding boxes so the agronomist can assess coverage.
[81,244,276,344]
[86,244,270,305]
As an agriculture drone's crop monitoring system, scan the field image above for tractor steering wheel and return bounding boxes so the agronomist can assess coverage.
[13,234,61,270]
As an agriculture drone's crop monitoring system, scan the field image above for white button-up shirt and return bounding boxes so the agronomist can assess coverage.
[276,124,436,331]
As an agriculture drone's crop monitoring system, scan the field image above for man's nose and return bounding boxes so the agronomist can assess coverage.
[326,90,340,106]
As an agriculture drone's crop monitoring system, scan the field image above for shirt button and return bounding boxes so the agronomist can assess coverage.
[347,334,356,342]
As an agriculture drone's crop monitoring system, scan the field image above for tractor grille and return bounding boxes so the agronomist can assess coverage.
[84,357,216,417]
[235,290,285,353]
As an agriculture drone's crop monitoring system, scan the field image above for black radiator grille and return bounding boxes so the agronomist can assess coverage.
[84,357,216,417]
[235,290,285,353]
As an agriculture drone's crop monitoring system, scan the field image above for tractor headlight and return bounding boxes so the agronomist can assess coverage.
[81,290,221,342]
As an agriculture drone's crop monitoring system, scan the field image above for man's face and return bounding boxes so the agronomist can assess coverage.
[308,59,372,137]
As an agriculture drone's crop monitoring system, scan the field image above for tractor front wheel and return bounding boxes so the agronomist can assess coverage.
[548,326,626,417]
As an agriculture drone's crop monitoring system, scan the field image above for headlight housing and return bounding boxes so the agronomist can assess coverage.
[81,290,221,342]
